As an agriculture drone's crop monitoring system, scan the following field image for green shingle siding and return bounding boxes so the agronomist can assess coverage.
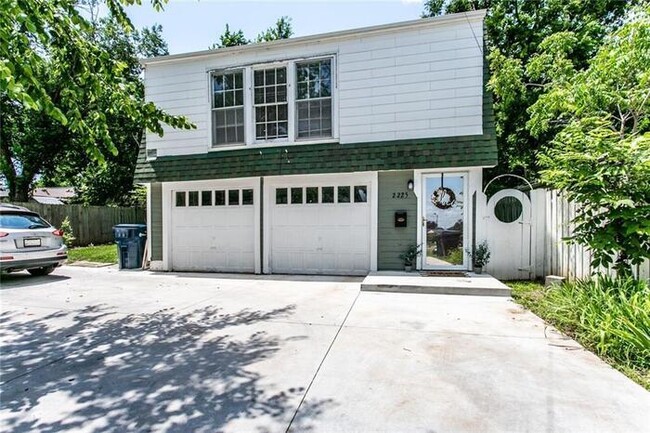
[135,134,496,183]
[377,171,417,270]
[134,78,496,183]
[150,183,163,261]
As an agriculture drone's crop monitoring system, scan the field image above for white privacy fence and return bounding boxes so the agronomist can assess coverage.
[476,188,650,281]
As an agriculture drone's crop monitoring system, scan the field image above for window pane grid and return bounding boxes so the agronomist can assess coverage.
[212,70,244,146]
[296,59,332,139]
[254,67,288,140]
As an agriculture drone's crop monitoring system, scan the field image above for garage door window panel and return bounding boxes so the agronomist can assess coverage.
[175,192,186,207]
[215,190,226,206]
[354,186,368,203]
[201,191,212,206]
[322,186,335,203]
[188,191,199,207]
[337,186,350,203]
[306,187,318,204]
[291,187,303,204]
[228,189,240,206]
[276,188,288,204]
[242,189,254,205]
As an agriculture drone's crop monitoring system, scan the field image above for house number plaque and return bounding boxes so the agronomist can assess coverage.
[392,192,410,199]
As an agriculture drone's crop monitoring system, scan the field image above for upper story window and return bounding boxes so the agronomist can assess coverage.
[254,67,288,140]
[210,56,335,149]
[296,59,332,139]
[212,70,244,146]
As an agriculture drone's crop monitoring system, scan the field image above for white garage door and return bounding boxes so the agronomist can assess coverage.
[170,183,257,272]
[268,176,373,275]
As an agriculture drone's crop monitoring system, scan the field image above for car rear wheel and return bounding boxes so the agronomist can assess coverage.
[27,265,56,276]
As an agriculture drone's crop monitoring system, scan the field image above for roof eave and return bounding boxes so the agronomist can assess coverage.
[140,9,486,66]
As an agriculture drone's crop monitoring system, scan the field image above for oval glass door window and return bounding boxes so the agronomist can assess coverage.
[494,196,523,223]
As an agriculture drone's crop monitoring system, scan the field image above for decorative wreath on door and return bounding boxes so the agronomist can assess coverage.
[431,187,456,209]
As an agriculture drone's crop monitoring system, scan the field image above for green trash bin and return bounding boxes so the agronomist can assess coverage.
[113,224,147,269]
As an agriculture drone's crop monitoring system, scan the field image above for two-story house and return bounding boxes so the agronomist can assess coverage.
[134,10,496,275]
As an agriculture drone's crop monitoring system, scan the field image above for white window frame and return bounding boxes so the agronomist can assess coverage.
[251,61,291,145]
[294,56,336,142]
[209,68,247,149]
[207,54,338,152]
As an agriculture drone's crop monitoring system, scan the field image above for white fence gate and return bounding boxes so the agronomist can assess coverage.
[476,188,650,281]
[477,189,533,280]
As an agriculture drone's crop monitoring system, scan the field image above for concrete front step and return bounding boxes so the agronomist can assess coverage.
[360,271,512,297]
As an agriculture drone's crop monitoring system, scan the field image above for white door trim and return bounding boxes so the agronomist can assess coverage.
[415,168,471,271]
[161,177,261,273]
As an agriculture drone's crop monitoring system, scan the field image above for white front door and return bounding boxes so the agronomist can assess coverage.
[421,172,469,270]
[266,173,375,275]
[169,180,259,272]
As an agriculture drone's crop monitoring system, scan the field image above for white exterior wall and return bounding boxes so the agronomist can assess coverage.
[144,13,484,157]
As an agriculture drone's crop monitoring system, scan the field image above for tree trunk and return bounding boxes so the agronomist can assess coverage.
[10,176,32,202]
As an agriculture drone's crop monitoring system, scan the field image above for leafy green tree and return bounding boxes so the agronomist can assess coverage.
[256,16,294,43]
[528,8,650,276]
[209,17,293,50]
[210,24,249,49]
[0,0,194,201]
[422,0,488,17]
[422,0,635,184]
[39,19,171,206]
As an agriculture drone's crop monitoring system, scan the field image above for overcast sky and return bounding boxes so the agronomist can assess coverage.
[125,0,426,54]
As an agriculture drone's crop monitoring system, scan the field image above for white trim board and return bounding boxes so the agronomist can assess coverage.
[414,167,482,271]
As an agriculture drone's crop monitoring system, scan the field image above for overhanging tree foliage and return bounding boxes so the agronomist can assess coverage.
[38,19,170,206]
[422,0,636,183]
[528,8,650,275]
[0,0,194,201]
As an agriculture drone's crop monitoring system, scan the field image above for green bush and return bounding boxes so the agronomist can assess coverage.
[541,277,650,370]
[59,216,76,246]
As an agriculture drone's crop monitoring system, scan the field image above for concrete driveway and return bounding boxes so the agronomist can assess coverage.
[1,267,648,433]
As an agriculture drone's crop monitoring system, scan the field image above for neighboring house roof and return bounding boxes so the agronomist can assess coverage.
[32,196,65,205]
[33,187,76,200]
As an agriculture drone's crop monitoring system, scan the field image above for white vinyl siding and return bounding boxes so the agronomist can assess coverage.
[145,14,484,157]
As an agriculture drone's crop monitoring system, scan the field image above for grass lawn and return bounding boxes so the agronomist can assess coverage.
[67,244,117,264]
[508,279,650,390]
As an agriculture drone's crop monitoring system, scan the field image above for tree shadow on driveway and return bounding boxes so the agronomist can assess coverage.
[0,303,334,432]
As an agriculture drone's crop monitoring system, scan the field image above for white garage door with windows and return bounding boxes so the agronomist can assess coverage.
[265,173,377,275]
[167,179,260,273]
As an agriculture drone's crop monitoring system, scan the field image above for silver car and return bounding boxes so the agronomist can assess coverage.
[0,204,68,275]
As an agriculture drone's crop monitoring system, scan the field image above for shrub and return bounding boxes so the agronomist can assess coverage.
[399,244,422,266]
[59,216,76,246]
[541,276,650,369]
[466,240,491,267]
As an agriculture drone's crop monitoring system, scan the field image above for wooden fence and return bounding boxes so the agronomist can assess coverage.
[7,202,145,247]
[532,189,650,281]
